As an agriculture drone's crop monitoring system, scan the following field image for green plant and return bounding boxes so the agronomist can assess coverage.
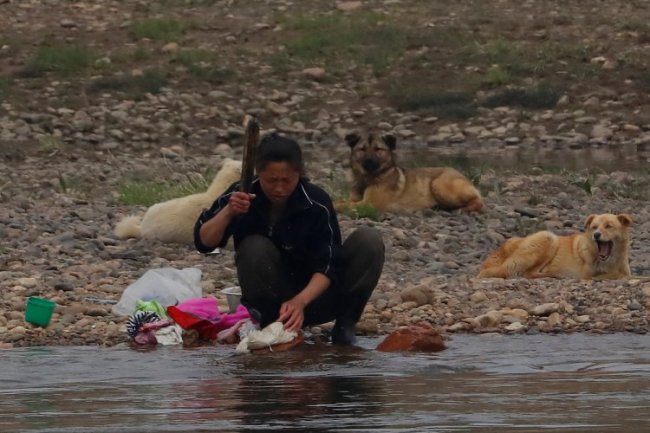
[174,48,214,66]
[276,11,407,73]
[0,76,11,100]
[386,83,476,119]
[131,46,152,62]
[566,170,597,195]
[527,194,540,206]
[339,203,381,221]
[38,135,65,152]
[482,65,511,87]
[56,175,96,198]
[460,39,526,73]
[117,175,210,206]
[130,18,187,41]
[481,85,560,109]
[186,65,234,84]
[21,45,94,77]
[88,70,168,96]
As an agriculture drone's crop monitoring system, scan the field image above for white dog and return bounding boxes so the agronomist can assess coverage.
[114,158,242,245]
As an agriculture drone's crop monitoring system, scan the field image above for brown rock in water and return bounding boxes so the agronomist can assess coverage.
[376,323,446,353]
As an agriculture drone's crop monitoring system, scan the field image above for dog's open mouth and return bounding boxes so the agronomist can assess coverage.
[596,240,613,261]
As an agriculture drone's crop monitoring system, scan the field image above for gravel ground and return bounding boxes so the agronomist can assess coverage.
[2,0,650,347]
[1,148,650,348]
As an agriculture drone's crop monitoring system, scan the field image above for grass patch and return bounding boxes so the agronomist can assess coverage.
[57,174,96,198]
[174,48,215,66]
[38,135,65,152]
[481,85,561,109]
[170,49,234,84]
[276,11,408,73]
[338,203,381,221]
[482,65,511,87]
[386,82,476,119]
[88,70,168,96]
[21,44,94,77]
[117,174,211,206]
[459,39,597,82]
[459,39,532,76]
[566,170,596,195]
[109,46,152,64]
[130,18,187,41]
[186,65,234,84]
[605,182,650,200]
[461,39,522,67]
[532,41,597,78]
[0,76,11,99]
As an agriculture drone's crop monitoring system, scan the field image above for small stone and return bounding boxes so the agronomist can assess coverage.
[302,67,326,81]
[162,42,179,53]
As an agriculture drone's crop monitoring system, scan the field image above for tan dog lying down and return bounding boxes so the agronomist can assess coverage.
[335,132,483,213]
[114,158,241,245]
[478,213,632,280]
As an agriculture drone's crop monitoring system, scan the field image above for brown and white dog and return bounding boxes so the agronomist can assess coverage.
[335,132,484,213]
[478,213,633,280]
[114,158,241,245]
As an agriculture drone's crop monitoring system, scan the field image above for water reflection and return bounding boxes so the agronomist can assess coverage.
[2,335,650,432]
[222,343,384,432]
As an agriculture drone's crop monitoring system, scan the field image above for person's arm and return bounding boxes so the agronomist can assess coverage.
[194,190,255,252]
[278,272,331,332]
[197,205,236,251]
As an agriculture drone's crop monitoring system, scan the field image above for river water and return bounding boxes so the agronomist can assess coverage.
[2,333,650,433]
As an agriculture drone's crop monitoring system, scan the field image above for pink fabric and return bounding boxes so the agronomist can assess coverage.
[174,297,221,321]
[217,318,250,344]
[217,304,250,329]
[134,320,174,345]
[166,297,250,340]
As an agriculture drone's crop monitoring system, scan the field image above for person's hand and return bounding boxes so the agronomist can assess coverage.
[278,297,306,332]
[227,191,255,215]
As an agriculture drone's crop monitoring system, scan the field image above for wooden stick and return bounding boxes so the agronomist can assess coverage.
[240,115,260,193]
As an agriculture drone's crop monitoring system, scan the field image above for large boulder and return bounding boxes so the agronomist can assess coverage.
[376,323,446,353]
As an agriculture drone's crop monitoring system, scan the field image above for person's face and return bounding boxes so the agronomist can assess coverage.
[258,161,300,205]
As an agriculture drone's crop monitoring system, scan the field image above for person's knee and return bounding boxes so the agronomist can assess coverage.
[236,235,278,268]
[345,226,385,258]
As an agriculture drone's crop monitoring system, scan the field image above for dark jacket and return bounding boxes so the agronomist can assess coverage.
[194,177,344,287]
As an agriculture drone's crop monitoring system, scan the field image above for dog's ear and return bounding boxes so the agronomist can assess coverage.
[584,214,596,229]
[344,133,361,148]
[617,213,633,227]
[381,134,397,150]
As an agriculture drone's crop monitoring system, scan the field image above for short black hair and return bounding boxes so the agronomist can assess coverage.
[255,133,304,174]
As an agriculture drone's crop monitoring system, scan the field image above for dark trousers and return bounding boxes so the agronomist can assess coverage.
[235,227,385,328]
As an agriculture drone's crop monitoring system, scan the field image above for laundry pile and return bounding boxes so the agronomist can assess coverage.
[115,268,302,353]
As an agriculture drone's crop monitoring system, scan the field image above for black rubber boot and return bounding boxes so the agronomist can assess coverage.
[330,227,385,346]
[331,320,358,345]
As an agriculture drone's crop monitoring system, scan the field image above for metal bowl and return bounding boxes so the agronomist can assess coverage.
[221,286,242,313]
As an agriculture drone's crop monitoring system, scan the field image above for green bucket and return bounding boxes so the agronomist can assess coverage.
[25,297,56,327]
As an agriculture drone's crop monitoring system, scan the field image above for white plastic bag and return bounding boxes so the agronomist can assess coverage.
[112,267,203,316]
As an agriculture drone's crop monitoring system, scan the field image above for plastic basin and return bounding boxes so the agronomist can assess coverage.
[25,297,56,327]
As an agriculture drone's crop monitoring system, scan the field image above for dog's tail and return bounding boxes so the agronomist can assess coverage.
[114,215,142,239]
